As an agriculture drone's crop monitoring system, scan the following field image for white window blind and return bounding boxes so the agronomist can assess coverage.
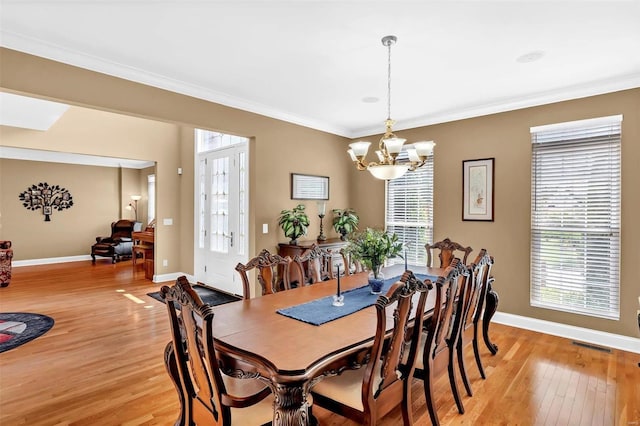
[385,153,434,267]
[530,115,621,319]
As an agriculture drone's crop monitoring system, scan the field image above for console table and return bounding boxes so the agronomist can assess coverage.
[278,238,347,284]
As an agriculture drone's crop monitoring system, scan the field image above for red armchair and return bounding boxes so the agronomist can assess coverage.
[0,240,13,287]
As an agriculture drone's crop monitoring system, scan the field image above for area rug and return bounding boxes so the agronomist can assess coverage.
[0,312,55,354]
[147,284,241,308]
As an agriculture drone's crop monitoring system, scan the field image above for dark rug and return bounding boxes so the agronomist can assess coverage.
[147,284,241,308]
[0,312,55,354]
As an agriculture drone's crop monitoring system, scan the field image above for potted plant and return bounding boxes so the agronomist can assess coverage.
[278,204,310,245]
[332,208,359,240]
[344,227,403,294]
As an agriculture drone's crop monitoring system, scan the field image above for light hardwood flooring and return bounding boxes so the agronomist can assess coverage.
[0,261,638,425]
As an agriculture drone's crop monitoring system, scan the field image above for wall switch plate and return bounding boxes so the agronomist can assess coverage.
[262,223,268,234]
[163,218,173,226]
[162,259,168,267]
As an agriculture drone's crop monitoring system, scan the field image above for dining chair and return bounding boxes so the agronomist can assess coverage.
[414,258,471,425]
[292,244,334,285]
[456,249,494,395]
[235,249,293,298]
[160,276,274,426]
[310,271,430,426]
[340,247,363,276]
[425,237,473,268]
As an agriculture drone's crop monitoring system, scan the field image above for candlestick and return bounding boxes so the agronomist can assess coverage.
[332,265,344,306]
[317,201,327,241]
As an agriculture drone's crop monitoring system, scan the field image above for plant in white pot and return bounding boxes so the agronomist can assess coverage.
[344,227,403,294]
[332,208,359,240]
[278,204,310,245]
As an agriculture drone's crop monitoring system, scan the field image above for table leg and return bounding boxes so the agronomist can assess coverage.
[272,381,313,426]
[482,277,499,355]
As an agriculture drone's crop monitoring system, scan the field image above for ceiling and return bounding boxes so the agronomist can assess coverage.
[1,1,639,138]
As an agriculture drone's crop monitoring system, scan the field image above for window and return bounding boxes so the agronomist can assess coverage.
[385,152,434,266]
[530,115,622,319]
[147,174,155,224]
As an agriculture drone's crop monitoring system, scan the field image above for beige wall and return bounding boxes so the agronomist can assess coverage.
[0,104,169,259]
[1,47,637,338]
[0,159,123,259]
[0,48,350,277]
[350,88,640,338]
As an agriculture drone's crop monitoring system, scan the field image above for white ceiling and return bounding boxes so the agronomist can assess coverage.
[1,1,639,138]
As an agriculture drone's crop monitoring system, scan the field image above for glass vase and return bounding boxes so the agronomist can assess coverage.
[368,266,384,295]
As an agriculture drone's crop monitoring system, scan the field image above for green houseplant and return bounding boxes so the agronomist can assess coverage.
[332,208,359,240]
[278,204,310,245]
[344,227,403,293]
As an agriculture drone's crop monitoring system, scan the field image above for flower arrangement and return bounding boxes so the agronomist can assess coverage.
[344,227,403,279]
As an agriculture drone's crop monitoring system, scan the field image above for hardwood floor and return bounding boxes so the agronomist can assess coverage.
[1,261,638,425]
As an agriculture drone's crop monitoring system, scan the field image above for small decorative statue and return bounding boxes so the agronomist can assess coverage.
[19,182,73,221]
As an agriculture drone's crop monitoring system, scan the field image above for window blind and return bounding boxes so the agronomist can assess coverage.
[530,115,621,319]
[385,153,434,267]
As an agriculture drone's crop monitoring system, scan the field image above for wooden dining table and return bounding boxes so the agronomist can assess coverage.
[165,266,496,426]
[163,266,499,426]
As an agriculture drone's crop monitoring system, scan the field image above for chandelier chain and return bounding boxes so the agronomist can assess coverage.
[387,37,392,121]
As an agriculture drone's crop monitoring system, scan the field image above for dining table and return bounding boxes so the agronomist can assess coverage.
[164,266,499,426]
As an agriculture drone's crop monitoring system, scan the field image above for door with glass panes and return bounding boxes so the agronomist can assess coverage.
[195,132,248,296]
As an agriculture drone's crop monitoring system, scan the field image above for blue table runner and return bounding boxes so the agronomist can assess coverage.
[276,274,437,326]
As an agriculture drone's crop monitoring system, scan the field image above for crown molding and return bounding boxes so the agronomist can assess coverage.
[351,72,640,138]
[1,30,352,138]
[3,30,639,140]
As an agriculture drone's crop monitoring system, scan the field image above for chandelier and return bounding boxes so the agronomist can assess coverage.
[348,35,435,180]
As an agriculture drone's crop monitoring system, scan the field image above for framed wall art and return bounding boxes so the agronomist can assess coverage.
[291,173,329,200]
[462,158,494,221]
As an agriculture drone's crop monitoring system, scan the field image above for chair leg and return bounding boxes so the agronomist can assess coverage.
[424,366,440,426]
[401,379,414,426]
[473,323,487,379]
[448,347,465,414]
[164,342,187,426]
[457,339,473,396]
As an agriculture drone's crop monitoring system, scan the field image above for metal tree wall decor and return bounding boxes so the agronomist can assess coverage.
[19,182,73,221]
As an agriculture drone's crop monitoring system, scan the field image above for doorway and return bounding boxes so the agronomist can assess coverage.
[194,130,249,296]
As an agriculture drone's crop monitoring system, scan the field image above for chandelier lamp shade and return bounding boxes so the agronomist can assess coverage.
[348,35,435,180]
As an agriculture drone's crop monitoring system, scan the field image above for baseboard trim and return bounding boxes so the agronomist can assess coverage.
[152,272,195,284]
[13,255,92,267]
[493,312,640,354]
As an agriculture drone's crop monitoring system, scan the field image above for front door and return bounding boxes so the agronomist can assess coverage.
[195,142,248,296]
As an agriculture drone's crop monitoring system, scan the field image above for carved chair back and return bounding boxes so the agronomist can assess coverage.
[419,258,470,425]
[362,271,430,422]
[463,249,493,334]
[425,238,472,268]
[235,249,292,298]
[292,244,334,285]
[455,249,494,393]
[311,271,429,425]
[161,276,228,424]
[161,276,273,425]
[340,247,364,276]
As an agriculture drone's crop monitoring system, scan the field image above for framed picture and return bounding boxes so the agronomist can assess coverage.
[462,158,494,221]
[43,205,52,215]
[291,173,329,200]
